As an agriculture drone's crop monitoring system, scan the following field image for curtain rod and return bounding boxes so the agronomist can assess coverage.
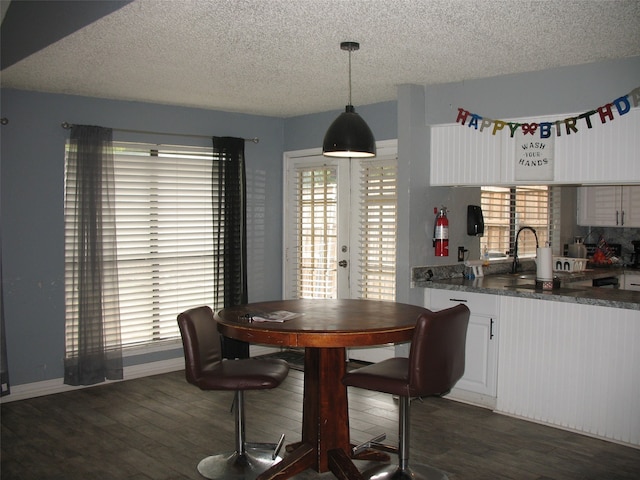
[61,122,259,143]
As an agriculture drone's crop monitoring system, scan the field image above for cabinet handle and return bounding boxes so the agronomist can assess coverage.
[490,318,494,339]
[621,210,625,226]
[616,210,619,225]
[449,298,468,303]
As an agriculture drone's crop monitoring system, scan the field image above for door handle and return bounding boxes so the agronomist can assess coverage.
[338,260,348,268]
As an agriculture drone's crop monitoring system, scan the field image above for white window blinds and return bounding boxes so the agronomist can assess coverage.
[290,166,338,299]
[65,142,220,349]
[356,159,397,300]
[284,153,397,301]
[480,185,557,258]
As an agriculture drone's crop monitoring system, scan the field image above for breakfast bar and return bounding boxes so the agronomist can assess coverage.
[413,263,640,448]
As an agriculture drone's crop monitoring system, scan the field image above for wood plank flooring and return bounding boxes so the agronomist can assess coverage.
[2,367,639,479]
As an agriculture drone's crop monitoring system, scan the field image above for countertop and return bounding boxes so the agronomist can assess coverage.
[413,263,640,311]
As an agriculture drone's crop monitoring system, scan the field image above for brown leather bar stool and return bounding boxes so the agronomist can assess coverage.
[342,304,470,480]
[177,306,290,480]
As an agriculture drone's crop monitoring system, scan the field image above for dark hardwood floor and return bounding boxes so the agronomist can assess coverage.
[2,367,639,480]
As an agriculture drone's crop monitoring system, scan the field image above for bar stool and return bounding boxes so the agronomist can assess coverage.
[177,306,290,480]
[342,304,470,480]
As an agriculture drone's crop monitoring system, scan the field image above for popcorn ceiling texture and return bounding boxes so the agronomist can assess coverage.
[2,0,639,117]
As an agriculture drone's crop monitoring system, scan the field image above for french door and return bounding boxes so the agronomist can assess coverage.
[283,141,398,302]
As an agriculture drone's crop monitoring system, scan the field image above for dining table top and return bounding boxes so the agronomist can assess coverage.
[215,298,429,348]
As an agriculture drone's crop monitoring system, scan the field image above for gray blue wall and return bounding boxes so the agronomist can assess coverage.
[0,90,287,386]
[2,55,639,389]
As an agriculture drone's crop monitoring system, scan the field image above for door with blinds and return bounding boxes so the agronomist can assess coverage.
[283,142,398,361]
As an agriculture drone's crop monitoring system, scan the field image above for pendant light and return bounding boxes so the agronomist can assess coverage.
[323,41,376,158]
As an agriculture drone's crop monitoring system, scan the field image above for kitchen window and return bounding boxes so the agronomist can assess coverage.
[480,186,558,258]
[64,142,221,351]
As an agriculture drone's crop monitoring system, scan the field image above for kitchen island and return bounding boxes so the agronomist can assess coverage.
[413,264,640,448]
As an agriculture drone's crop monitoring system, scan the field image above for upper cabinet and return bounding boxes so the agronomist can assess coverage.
[430,123,503,185]
[578,185,640,227]
[430,108,640,186]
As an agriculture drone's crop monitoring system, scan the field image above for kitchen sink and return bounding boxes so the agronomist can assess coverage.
[513,273,536,280]
[491,272,537,284]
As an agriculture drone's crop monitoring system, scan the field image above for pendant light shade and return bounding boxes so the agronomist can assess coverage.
[323,42,376,158]
[323,105,376,158]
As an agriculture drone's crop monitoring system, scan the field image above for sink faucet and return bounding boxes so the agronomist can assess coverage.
[512,226,539,274]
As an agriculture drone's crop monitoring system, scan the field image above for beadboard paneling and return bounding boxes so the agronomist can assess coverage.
[498,296,640,446]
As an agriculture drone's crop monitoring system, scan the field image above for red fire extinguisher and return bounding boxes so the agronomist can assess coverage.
[433,207,449,257]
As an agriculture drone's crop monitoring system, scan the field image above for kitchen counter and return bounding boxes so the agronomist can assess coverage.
[419,261,640,447]
[413,263,640,310]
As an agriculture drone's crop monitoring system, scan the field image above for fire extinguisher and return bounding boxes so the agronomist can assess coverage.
[433,207,449,257]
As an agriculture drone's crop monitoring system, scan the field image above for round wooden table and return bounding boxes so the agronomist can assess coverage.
[215,299,430,480]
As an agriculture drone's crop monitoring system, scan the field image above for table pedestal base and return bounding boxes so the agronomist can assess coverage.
[256,348,385,480]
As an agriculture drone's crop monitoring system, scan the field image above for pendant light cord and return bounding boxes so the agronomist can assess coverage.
[348,48,352,106]
[340,41,359,107]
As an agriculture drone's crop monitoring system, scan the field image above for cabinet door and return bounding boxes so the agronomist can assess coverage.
[425,290,498,399]
[577,186,623,226]
[623,273,640,291]
[621,186,640,227]
[453,314,498,396]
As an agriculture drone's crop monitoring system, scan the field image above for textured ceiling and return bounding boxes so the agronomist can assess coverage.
[2,0,639,118]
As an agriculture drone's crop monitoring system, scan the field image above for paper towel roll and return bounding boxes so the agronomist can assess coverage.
[536,247,553,281]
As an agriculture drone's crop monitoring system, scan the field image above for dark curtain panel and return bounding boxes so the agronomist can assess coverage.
[1,218,9,396]
[212,137,249,359]
[64,125,123,385]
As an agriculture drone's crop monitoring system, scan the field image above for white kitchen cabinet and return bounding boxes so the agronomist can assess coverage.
[430,123,503,186]
[553,107,640,183]
[430,108,640,186]
[424,289,498,408]
[577,185,640,227]
[623,273,640,291]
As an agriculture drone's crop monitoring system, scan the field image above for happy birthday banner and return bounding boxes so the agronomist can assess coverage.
[456,86,640,139]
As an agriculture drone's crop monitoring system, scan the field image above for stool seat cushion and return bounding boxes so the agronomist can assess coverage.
[194,357,290,391]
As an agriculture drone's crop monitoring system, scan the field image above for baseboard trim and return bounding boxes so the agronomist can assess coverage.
[446,387,497,410]
[1,347,283,404]
[0,357,184,403]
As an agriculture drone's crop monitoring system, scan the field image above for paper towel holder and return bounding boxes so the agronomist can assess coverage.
[467,205,484,236]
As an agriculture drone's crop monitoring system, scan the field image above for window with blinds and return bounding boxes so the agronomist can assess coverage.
[293,166,338,299]
[480,185,557,258]
[356,159,397,300]
[64,142,220,349]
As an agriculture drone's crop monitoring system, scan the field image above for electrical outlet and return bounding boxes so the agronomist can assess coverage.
[457,246,465,262]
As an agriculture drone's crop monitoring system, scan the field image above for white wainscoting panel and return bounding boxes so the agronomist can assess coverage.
[497,296,640,447]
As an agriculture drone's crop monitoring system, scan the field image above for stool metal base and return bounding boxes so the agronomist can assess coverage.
[359,462,449,480]
[197,448,283,480]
